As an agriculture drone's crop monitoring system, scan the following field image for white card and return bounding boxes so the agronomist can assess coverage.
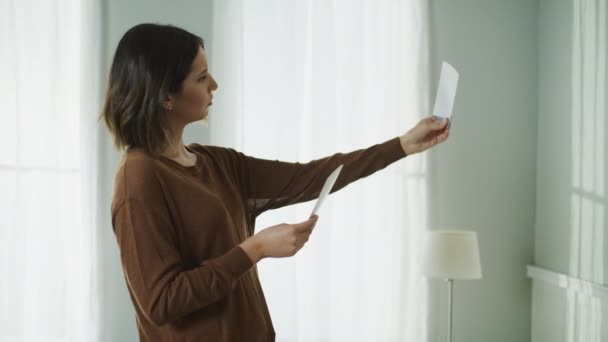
[310,164,343,217]
[432,62,459,121]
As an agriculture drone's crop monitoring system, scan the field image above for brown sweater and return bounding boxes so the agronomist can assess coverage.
[111,136,407,342]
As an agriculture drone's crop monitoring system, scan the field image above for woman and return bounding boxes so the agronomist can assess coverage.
[101,23,449,342]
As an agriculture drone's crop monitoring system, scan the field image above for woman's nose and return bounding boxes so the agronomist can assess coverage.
[210,75,219,91]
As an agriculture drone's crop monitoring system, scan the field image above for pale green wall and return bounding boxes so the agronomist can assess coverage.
[427,0,538,341]
[536,0,575,279]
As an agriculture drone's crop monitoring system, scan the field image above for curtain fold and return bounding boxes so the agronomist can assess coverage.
[211,1,431,340]
[0,0,103,340]
[567,0,606,341]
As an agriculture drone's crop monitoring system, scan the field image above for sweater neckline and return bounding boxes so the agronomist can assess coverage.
[155,144,201,170]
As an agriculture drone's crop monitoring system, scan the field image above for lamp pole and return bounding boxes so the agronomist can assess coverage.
[447,278,453,342]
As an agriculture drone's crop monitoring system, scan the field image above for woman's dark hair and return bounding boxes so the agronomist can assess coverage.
[100,23,204,155]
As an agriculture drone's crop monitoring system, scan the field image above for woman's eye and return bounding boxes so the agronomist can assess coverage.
[198,76,206,82]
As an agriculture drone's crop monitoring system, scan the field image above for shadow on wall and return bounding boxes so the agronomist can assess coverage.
[568,0,606,340]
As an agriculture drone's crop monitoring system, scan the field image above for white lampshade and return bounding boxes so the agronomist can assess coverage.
[420,230,482,279]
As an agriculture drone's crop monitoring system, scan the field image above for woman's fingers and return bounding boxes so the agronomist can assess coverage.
[293,215,319,250]
[429,117,449,130]
[427,118,449,142]
[439,128,450,141]
[296,232,311,247]
[294,215,318,232]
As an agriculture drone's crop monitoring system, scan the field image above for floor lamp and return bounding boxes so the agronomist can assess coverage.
[421,230,482,342]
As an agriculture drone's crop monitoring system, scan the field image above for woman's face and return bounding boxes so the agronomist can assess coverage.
[167,46,218,124]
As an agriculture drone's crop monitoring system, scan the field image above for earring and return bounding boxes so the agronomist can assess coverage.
[167,105,173,111]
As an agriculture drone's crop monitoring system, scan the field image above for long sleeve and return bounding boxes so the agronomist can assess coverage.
[111,170,253,326]
[220,136,406,218]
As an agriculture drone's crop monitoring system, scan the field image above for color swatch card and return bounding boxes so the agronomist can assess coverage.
[432,61,459,121]
[310,164,343,217]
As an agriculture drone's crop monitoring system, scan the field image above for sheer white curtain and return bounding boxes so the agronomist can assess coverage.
[567,0,606,341]
[0,0,103,341]
[211,0,431,341]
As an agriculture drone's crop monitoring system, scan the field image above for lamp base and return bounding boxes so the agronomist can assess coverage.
[446,278,453,342]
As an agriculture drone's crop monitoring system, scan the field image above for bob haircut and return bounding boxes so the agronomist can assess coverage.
[100,23,204,155]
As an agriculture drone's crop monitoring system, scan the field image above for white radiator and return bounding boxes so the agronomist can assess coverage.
[527,265,607,342]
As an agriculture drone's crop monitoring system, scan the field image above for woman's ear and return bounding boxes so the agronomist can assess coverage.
[163,94,174,111]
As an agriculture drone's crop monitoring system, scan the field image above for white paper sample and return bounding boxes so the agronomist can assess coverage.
[310,164,343,217]
[432,61,459,120]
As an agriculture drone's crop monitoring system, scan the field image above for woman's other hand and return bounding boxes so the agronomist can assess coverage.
[399,116,450,156]
[240,215,319,263]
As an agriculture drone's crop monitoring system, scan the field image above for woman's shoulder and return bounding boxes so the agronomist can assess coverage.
[111,149,167,211]
[117,147,164,178]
